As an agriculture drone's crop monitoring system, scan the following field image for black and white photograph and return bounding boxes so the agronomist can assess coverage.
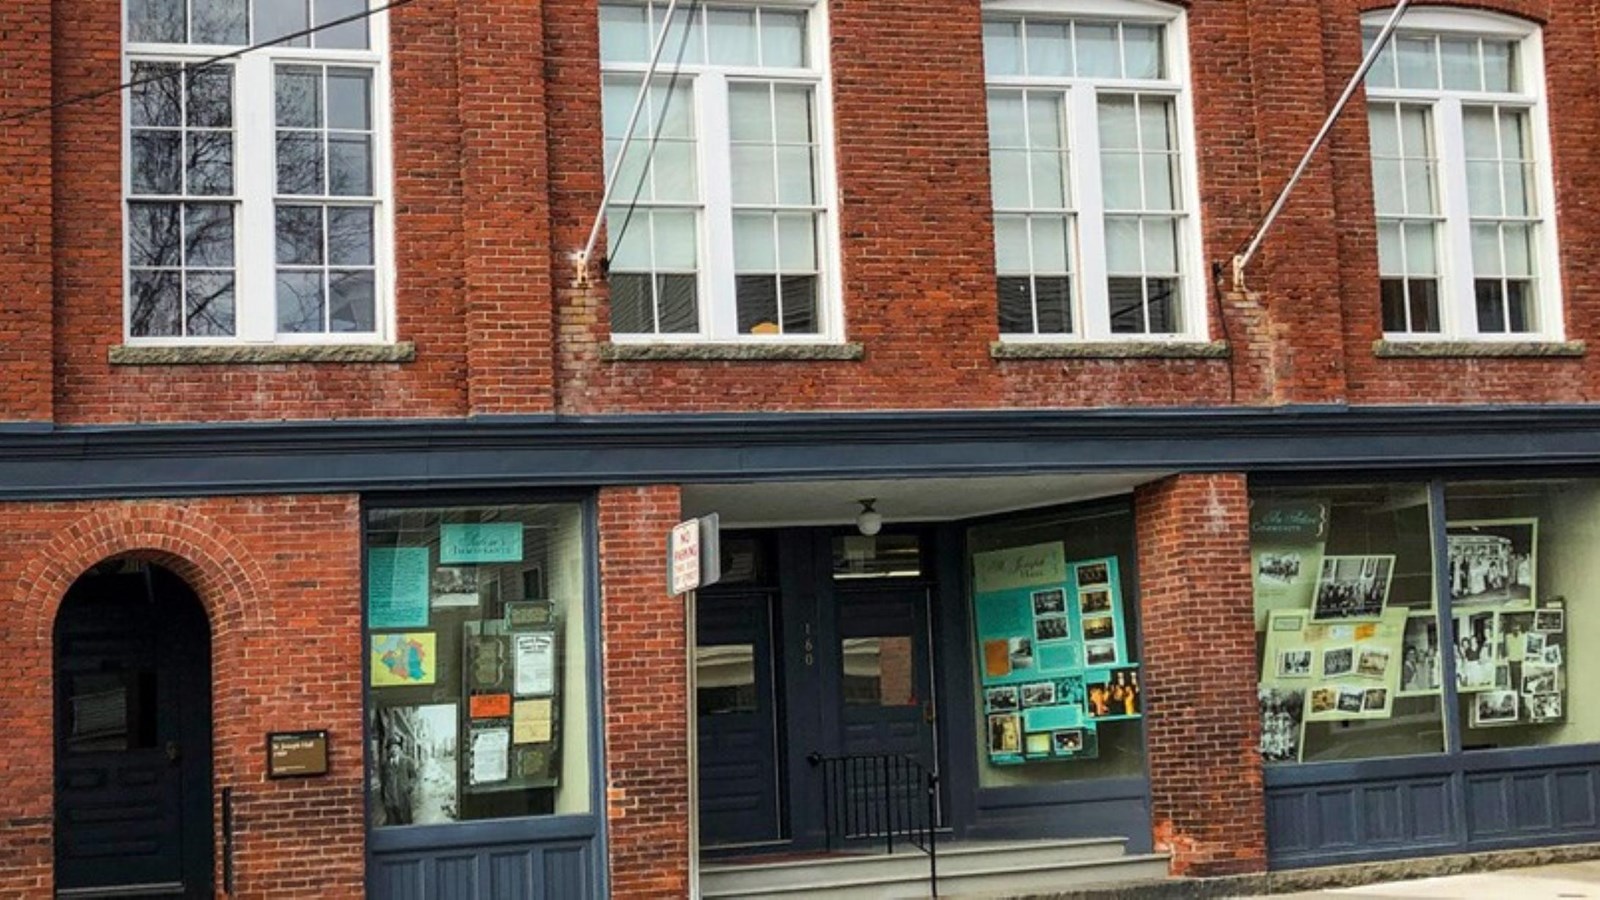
[1277,649,1313,679]
[1257,553,1304,586]
[1521,663,1558,696]
[1009,637,1034,671]
[1471,689,1520,727]
[374,703,459,826]
[1336,686,1366,714]
[1080,588,1112,615]
[1310,687,1337,714]
[1523,631,1547,663]
[1032,588,1066,616]
[1400,614,1441,694]
[1083,615,1115,642]
[988,713,1022,755]
[1036,615,1070,641]
[1077,562,1110,587]
[1052,728,1086,755]
[1020,681,1057,707]
[985,685,1019,712]
[1322,645,1354,678]
[1085,641,1118,667]
[430,566,481,608]
[1529,692,1563,722]
[1535,609,1565,634]
[1455,611,1498,691]
[1363,687,1388,711]
[1311,555,1394,620]
[1447,519,1536,605]
[1258,688,1305,762]
[1497,611,1535,662]
[1494,663,1511,690]
[1356,647,1390,680]
[1542,644,1563,666]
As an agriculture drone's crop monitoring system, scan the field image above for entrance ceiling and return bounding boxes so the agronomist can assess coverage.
[681,472,1169,529]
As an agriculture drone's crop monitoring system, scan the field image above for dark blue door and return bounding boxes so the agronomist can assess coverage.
[55,567,213,898]
[836,587,936,766]
[697,592,784,847]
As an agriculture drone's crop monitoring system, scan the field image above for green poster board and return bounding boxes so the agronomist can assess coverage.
[441,523,524,564]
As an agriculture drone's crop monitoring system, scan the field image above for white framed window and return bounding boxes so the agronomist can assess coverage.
[982,0,1204,341]
[598,1,841,342]
[1363,9,1561,340]
[123,0,393,344]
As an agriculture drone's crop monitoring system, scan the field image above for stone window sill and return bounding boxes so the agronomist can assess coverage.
[601,342,865,362]
[109,343,417,366]
[990,340,1231,360]
[1372,340,1586,359]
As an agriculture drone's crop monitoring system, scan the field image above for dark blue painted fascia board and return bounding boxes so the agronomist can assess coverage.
[5,405,1600,499]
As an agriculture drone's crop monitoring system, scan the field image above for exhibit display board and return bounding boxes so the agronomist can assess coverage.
[972,543,1140,765]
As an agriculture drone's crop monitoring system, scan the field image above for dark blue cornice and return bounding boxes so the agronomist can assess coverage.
[0,404,1597,500]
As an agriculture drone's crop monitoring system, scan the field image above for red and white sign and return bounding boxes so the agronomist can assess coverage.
[669,519,702,596]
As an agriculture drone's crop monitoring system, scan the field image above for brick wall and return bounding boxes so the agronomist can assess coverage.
[597,485,690,899]
[0,0,53,423]
[0,497,365,898]
[1134,473,1266,877]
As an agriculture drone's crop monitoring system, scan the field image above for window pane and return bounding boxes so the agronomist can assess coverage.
[599,4,650,63]
[1076,23,1119,77]
[1466,161,1501,217]
[316,0,370,50]
[776,213,815,272]
[729,84,772,143]
[697,645,757,715]
[1472,223,1503,276]
[1026,94,1064,150]
[129,0,186,43]
[1408,279,1442,333]
[193,0,247,45]
[1143,156,1175,210]
[277,133,326,195]
[1145,278,1177,333]
[130,270,182,337]
[736,275,779,333]
[186,272,236,336]
[1030,151,1066,208]
[255,0,310,47]
[994,216,1029,274]
[277,271,326,332]
[733,212,776,272]
[1482,41,1514,92]
[329,270,376,332]
[276,67,322,129]
[1035,276,1072,333]
[1252,484,1443,766]
[1025,23,1071,77]
[604,209,648,270]
[708,8,758,65]
[1402,160,1435,215]
[1107,277,1144,332]
[997,277,1034,333]
[328,207,375,265]
[1377,221,1402,275]
[185,203,234,267]
[129,202,182,267]
[760,10,806,68]
[327,69,373,130]
[1365,31,1397,90]
[983,21,1022,77]
[1143,219,1177,274]
[779,275,818,333]
[1100,153,1141,210]
[647,142,695,203]
[772,86,812,144]
[776,146,815,205]
[365,505,592,825]
[187,131,234,195]
[1371,159,1403,216]
[1400,106,1430,159]
[187,68,233,128]
[1462,108,1498,158]
[1440,38,1479,91]
[1104,217,1141,273]
[1404,222,1437,277]
[988,93,1026,148]
[731,145,776,205]
[1506,280,1534,332]
[652,6,703,66]
[1030,216,1068,273]
[1097,96,1138,150]
[1397,36,1438,90]
[652,209,697,270]
[1503,223,1532,278]
[609,274,652,333]
[1475,280,1507,333]
[1138,98,1173,151]
[990,150,1029,209]
[132,131,183,195]
[657,274,699,333]
[131,64,182,128]
[1122,25,1163,79]
[1380,278,1408,331]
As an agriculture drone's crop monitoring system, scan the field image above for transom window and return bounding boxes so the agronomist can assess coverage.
[599,1,838,341]
[124,0,390,343]
[983,3,1202,340]
[1363,11,1559,339]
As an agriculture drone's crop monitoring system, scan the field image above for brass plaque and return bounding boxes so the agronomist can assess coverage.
[267,730,329,778]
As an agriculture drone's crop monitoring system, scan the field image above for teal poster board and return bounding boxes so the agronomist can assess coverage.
[441,523,523,564]
[972,548,1141,765]
[369,547,431,628]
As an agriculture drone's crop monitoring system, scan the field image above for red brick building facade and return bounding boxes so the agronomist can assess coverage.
[4,0,1600,896]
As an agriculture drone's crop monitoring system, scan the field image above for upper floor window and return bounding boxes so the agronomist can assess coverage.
[1363,10,1559,340]
[124,0,391,343]
[983,0,1202,341]
[599,1,839,341]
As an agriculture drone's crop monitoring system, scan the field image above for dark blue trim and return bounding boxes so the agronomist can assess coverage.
[7,405,1600,499]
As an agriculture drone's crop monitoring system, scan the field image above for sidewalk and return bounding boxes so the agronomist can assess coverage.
[1260,859,1600,899]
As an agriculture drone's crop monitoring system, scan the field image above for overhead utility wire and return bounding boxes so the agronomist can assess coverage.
[0,0,422,127]
[576,0,685,285]
[1229,0,1413,294]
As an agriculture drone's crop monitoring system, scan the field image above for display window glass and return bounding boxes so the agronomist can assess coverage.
[1444,481,1587,750]
[1252,484,1446,764]
[364,504,591,826]
[966,503,1144,786]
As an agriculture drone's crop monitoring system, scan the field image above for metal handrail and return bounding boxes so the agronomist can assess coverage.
[807,751,940,897]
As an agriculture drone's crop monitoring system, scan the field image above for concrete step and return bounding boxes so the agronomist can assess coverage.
[701,840,1170,900]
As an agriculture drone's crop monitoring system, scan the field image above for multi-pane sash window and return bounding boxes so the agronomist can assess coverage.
[984,10,1200,339]
[599,1,835,340]
[1364,16,1557,338]
[125,0,389,343]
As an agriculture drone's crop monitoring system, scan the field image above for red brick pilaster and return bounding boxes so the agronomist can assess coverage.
[0,0,53,423]
[598,485,689,898]
[1135,473,1266,877]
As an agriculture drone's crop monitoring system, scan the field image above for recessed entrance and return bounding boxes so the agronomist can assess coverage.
[54,563,214,899]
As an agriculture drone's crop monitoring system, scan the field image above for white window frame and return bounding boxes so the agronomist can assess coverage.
[984,0,1207,343]
[121,2,396,346]
[600,0,844,344]
[1364,7,1563,342]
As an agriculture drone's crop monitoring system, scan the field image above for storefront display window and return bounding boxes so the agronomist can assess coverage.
[1252,484,1445,764]
[364,503,591,826]
[1445,481,1592,750]
[967,504,1144,786]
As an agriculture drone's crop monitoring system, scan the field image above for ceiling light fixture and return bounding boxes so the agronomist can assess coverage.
[855,498,882,537]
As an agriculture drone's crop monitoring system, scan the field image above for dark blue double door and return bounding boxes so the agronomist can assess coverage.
[696,586,937,849]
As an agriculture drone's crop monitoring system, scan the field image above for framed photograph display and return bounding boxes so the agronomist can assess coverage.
[1311,555,1395,621]
[1446,519,1536,606]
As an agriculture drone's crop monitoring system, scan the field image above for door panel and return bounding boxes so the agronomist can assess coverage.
[55,570,213,898]
[697,593,784,846]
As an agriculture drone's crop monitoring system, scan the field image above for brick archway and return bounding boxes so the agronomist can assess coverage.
[15,502,274,645]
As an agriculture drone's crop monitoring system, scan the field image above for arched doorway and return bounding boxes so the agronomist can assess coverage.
[54,562,214,898]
